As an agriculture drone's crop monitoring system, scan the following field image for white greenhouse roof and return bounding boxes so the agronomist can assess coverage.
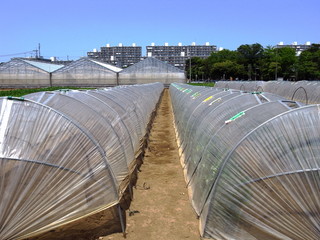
[90,59,122,73]
[22,60,64,73]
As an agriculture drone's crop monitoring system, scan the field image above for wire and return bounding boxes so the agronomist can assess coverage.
[0,50,36,58]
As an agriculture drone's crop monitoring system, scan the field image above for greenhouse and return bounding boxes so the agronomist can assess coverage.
[0,58,64,88]
[263,80,320,104]
[0,83,163,240]
[118,57,186,85]
[170,83,320,240]
[51,57,122,87]
[214,80,320,104]
[214,80,265,92]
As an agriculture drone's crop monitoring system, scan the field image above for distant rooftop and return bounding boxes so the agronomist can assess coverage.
[277,41,311,46]
[22,59,64,73]
[90,59,122,73]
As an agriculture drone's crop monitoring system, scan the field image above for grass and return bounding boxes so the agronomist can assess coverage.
[188,82,215,87]
[0,87,94,97]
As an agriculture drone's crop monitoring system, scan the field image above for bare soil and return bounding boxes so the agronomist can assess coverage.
[25,89,200,240]
[100,89,200,240]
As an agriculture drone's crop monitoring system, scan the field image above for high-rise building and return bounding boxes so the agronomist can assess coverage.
[146,42,217,70]
[275,41,312,56]
[87,43,142,68]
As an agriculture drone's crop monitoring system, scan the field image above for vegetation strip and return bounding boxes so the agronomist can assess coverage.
[0,87,94,97]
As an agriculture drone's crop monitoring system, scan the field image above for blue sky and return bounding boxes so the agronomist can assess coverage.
[1,0,319,62]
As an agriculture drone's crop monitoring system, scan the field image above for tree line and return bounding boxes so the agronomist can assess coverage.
[185,43,320,81]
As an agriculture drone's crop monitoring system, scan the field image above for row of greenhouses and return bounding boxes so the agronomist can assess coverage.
[0,57,185,88]
[215,80,320,104]
[0,83,164,240]
[170,83,320,240]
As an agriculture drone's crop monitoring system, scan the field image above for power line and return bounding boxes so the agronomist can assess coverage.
[0,50,36,58]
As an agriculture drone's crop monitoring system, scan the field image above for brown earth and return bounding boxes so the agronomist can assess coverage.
[25,89,200,240]
[100,89,200,240]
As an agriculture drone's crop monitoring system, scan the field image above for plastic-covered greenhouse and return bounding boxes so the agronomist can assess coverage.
[51,58,122,87]
[215,80,320,104]
[263,81,320,104]
[0,58,64,87]
[170,83,320,240]
[214,80,265,92]
[119,57,186,85]
[0,83,163,240]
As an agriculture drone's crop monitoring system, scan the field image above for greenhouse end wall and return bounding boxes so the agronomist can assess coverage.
[51,58,119,87]
[0,57,187,87]
[119,72,186,85]
[119,57,186,85]
[0,73,51,87]
[170,83,320,240]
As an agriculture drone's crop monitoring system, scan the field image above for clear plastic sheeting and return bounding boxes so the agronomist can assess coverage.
[214,80,320,104]
[0,83,163,240]
[214,81,265,92]
[170,83,320,240]
[0,58,64,87]
[119,57,186,85]
[51,58,121,87]
[263,81,320,104]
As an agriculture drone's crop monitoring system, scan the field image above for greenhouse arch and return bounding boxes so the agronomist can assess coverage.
[0,83,164,240]
[170,83,320,240]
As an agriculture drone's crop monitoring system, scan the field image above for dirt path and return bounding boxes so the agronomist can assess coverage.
[101,89,200,240]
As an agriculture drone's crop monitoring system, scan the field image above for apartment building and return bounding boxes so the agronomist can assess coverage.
[276,41,312,55]
[87,43,142,68]
[146,42,217,70]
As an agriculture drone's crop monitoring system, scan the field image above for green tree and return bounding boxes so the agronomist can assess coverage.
[185,57,205,80]
[207,49,239,64]
[277,47,297,80]
[211,60,246,80]
[260,46,297,80]
[260,46,277,80]
[297,44,320,80]
[185,43,319,81]
[237,43,264,80]
[205,50,241,79]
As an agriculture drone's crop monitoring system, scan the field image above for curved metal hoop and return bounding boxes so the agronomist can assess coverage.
[292,86,308,105]
[256,86,263,92]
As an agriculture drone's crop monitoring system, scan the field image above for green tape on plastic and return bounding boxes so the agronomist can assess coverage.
[251,91,262,94]
[225,111,245,124]
[7,96,25,101]
[191,92,198,97]
[230,111,245,121]
[192,92,201,99]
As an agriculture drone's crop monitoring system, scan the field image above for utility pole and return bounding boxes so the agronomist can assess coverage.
[188,48,192,82]
[189,57,191,82]
[34,49,38,58]
[275,47,278,80]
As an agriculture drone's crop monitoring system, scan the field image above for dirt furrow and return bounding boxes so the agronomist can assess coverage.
[103,89,199,240]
